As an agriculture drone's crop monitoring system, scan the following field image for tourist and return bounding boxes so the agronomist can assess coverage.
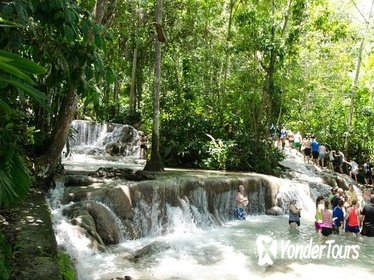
[331,188,344,208]
[287,130,294,152]
[328,187,338,202]
[318,143,327,168]
[343,194,351,209]
[302,136,312,163]
[139,133,148,159]
[235,185,249,220]
[361,196,374,237]
[345,200,360,236]
[345,183,358,205]
[362,188,372,207]
[321,200,333,237]
[332,200,345,234]
[347,158,359,182]
[363,161,373,186]
[328,149,336,171]
[289,199,301,230]
[336,150,345,174]
[279,126,287,150]
[269,123,276,140]
[293,131,302,153]
[315,195,324,233]
[310,136,320,165]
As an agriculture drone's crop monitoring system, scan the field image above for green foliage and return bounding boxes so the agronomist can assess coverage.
[203,134,236,170]
[124,111,142,126]
[0,49,47,207]
[0,231,11,280]
[280,0,374,161]
[0,143,31,207]
[57,252,75,280]
[0,0,111,190]
[0,49,47,110]
[160,107,211,168]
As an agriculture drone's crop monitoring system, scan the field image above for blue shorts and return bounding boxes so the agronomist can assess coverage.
[346,224,360,233]
[236,207,246,220]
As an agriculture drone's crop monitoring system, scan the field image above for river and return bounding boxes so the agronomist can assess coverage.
[50,121,374,280]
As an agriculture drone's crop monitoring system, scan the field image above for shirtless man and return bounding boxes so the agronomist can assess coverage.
[302,136,312,163]
[235,185,249,220]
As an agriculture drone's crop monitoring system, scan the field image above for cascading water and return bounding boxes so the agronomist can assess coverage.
[64,120,142,160]
[50,121,374,280]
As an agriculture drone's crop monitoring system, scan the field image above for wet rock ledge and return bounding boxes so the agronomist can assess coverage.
[1,188,62,280]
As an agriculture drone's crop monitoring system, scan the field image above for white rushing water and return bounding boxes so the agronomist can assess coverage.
[50,150,374,280]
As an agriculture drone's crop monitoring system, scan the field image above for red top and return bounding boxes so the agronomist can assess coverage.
[348,207,359,227]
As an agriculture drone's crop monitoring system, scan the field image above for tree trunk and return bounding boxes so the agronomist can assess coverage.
[114,78,120,116]
[34,87,78,186]
[344,0,374,153]
[258,0,293,134]
[93,0,108,24]
[255,0,277,138]
[144,0,164,172]
[221,0,238,105]
[93,0,118,26]
[129,47,138,113]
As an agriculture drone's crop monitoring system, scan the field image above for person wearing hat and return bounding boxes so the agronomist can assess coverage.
[289,200,302,230]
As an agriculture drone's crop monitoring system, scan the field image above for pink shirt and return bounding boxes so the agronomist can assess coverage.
[322,209,333,228]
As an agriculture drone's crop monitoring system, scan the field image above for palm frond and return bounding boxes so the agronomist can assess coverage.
[0,147,30,207]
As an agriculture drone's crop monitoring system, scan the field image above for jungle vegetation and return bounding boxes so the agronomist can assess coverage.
[0,0,373,209]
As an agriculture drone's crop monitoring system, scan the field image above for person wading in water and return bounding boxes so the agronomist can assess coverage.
[235,185,249,220]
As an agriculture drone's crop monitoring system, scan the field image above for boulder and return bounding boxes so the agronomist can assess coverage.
[266,206,284,216]
[64,201,122,247]
[105,143,122,156]
[88,167,155,181]
[64,175,103,186]
[105,186,134,220]
[130,241,171,262]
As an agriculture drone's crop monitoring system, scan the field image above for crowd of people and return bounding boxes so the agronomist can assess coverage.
[233,126,374,237]
[235,183,374,237]
[234,160,374,238]
[311,183,374,237]
[271,126,374,185]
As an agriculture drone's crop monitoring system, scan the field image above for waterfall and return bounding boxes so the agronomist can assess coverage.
[48,180,96,270]
[49,169,373,280]
[64,120,141,158]
[50,121,371,280]
[70,120,107,147]
[50,171,320,247]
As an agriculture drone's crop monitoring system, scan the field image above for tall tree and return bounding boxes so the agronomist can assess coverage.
[0,0,110,187]
[129,3,141,114]
[144,0,165,172]
[344,0,374,153]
